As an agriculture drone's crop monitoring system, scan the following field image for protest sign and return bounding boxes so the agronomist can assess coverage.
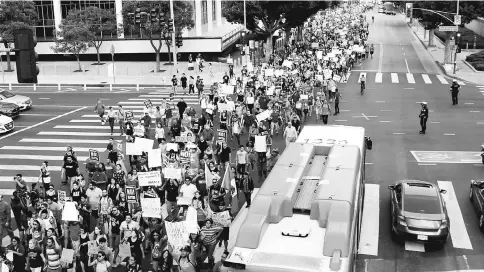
[246,97,254,104]
[291,70,299,75]
[163,167,182,180]
[126,142,142,155]
[254,135,267,152]
[165,221,190,254]
[311,42,319,49]
[148,148,162,168]
[166,143,178,152]
[226,101,235,111]
[222,85,234,95]
[180,151,190,165]
[62,202,79,221]
[333,75,341,82]
[144,99,153,108]
[266,86,275,96]
[301,94,309,100]
[125,186,137,203]
[61,249,75,264]
[264,69,274,77]
[316,75,324,81]
[316,51,323,60]
[118,243,131,260]
[125,111,134,122]
[138,171,162,187]
[211,211,232,227]
[177,197,192,206]
[135,138,154,152]
[89,149,99,161]
[256,110,272,123]
[58,191,66,207]
[161,204,169,220]
[88,241,99,256]
[217,129,227,143]
[141,197,162,218]
[282,60,293,68]
[116,141,123,153]
[175,131,196,143]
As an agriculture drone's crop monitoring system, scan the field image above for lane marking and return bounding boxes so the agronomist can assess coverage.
[20,138,110,144]
[380,121,392,123]
[38,98,50,100]
[0,176,37,183]
[358,184,380,256]
[470,111,481,113]
[444,133,455,136]
[406,73,415,84]
[375,101,385,103]
[404,59,411,73]
[335,120,347,122]
[437,75,449,84]
[391,73,399,83]
[0,146,105,152]
[404,87,414,90]
[418,163,437,166]
[465,103,474,105]
[375,72,383,83]
[405,241,425,252]
[430,121,441,124]
[380,110,391,112]
[0,107,87,141]
[393,133,406,135]
[20,113,58,116]
[364,163,374,165]
[422,74,432,84]
[437,181,473,250]
[340,109,351,112]
[55,125,111,130]
[353,113,377,120]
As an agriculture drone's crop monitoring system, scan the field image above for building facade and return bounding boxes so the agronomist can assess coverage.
[34,0,223,41]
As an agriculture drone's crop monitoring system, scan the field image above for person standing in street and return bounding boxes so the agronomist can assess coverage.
[180,73,188,94]
[334,89,341,115]
[171,75,178,94]
[419,102,429,134]
[0,195,13,247]
[141,112,152,138]
[283,122,298,146]
[321,99,332,124]
[117,104,126,136]
[450,79,461,105]
[94,99,106,125]
[107,106,116,135]
[188,76,195,95]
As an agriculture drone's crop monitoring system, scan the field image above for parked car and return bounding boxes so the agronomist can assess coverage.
[469,179,484,232]
[0,114,14,134]
[386,10,396,15]
[0,90,32,110]
[378,8,385,13]
[389,180,449,246]
[0,101,20,118]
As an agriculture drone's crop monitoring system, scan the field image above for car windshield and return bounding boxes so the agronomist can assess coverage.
[404,194,441,214]
[0,91,15,98]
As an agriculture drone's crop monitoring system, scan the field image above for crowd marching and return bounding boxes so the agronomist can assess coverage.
[0,3,375,272]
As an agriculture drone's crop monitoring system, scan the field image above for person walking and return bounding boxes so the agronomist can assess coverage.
[321,99,331,124]
[116,105,126,136]
[107,106,116,135]
[180,73,188,94]
[0,194,13,247]
[188,76,195,95]
[171,75,178,94]
[334,89,341,115]
[419,102,429,134]
[240,172,254,208]
[94,99,106,125]
[283,122,298,146]
[450,80,460,105]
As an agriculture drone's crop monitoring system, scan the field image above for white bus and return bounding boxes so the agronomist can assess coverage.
[221,125,367,272]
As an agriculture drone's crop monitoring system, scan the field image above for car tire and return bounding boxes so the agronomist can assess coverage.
[479,214,484,233]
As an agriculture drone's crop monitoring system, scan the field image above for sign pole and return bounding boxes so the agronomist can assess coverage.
[111,45,115,84]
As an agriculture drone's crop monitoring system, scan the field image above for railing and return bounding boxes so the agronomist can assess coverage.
[221,25,244,51]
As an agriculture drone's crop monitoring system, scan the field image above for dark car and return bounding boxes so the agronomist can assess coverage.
[469,179,484,232]
[386,10,396,15]
[389,180,449,246]
[0,101,20,118]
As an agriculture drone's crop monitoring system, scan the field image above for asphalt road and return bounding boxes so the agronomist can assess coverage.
[2,9,484,272]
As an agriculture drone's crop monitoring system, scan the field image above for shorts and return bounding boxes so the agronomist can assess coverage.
[219,227,229,241]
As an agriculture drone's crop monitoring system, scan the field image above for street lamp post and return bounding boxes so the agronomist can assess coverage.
[170,0,177,67]
[454,32,461,74]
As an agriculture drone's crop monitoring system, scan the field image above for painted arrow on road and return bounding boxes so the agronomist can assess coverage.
[410,151,482,164]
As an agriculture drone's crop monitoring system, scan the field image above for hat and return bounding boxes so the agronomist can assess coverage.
[453,79,457,82]
[421,102,428,105]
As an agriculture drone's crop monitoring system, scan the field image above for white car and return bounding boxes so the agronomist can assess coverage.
[0,114,14,134]
[378,8,385,13]
[0,90,32,110]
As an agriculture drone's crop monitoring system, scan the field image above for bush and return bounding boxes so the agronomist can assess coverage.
[473,62,484,71]
[466,50,484,62]
[434,26,484,49]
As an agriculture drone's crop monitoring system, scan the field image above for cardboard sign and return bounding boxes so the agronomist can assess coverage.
[333,75,341,82]
[125,186,137,203]
[62,202,79,221]
[166,143,178,152]
[175,131,196,143]
[256,110,272,123]
[135,138,154,152]
[165,221,190,254]
[58,191,67,207]
[217,129,227,143]
[144,99,153,108]
[180,151,190,165]
[254,135,267,152]
[210,210,231,227]
[89,149,99,161]
[60,248,75,264]
[87,241,99,256]
[148,148,162,168]
[264,69,274,77]
[163,167,182,180]
[138,171,162,187]
[126,111,134,122]
[126,142,142,155]
[141,197,162,218]
[300,94,309,100]
[116,142,123,153]
[246,97,254,104]
[118,243,131,260]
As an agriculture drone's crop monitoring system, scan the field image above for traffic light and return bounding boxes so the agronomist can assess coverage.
[456,46,461,53]
[13,28,39,84]
[168,19,174,32]
[175,35,183,48]
[134,8,141,25]
[150,9,158,24]
[241,46,245,55]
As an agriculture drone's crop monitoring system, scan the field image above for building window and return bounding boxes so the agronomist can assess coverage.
[202,0,207,25]
[34,0,55,40]
[212,0,216,21]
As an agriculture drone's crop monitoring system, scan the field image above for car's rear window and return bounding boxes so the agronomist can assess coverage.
[403,195,441,214]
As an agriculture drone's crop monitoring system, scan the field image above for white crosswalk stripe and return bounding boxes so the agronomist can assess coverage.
[0,165,62,171]
[437,75,449,84]
[406,73,415,84]
[422,74,432,84]
[0,176,37,183]
[375,72,382,83]
[19,138,108,144]
[38,131,114,137]
[0,146,105,152]
[391,73,399,83]
[457,81,466,86]
[0,154,89,161]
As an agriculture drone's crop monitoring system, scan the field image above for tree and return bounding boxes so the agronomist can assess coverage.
[65,7,118,65]
[223,1,330,59]
[51,21,92,71]
[122,1,194,71]
[0,0,39,71]
[412,1,484,63]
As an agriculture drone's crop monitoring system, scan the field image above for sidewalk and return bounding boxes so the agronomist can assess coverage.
[0,60,244,85]
[407,17,484,85]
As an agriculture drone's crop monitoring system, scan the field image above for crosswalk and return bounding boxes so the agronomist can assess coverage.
[359,182,473,256]
[346,72,466,85]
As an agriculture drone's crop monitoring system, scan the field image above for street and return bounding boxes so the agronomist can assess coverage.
[1,8,484,272]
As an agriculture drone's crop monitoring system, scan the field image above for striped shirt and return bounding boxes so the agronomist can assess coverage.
[201,226,223,246]
[45,246,61,269]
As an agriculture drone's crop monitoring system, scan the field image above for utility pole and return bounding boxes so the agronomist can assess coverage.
[453,0,460,74]
[243,0,249,65]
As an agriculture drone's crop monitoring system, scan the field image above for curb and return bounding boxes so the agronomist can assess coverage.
[462,60,484,73]
[0,83,172,90]
[434,61,468,83]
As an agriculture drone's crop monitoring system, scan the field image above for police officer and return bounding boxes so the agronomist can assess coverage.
[419,102,429,134]
[450,79,461,105]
